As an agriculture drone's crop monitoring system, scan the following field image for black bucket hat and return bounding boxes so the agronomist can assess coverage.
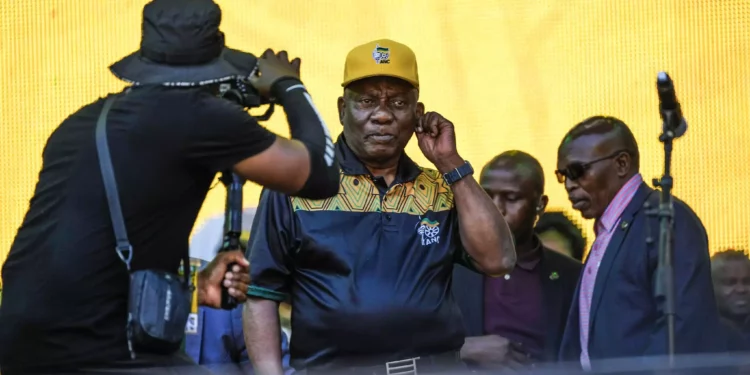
[109,0,256,86]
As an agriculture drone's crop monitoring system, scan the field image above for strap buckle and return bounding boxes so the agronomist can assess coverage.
[385,357,420,375]
[116,244,133,270]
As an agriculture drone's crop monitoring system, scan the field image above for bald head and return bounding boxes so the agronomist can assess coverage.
[559,116,640,171]
[481,150,548,248]
[556,116,640,219]
[483,150,545,195]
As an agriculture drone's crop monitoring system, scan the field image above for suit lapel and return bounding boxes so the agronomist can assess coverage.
[540,250,564,360]
[588,184,652,329]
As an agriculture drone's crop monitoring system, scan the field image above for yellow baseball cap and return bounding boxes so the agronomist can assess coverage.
[342,39,419,88]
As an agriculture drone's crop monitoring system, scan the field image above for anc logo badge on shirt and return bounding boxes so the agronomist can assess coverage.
[372,44,390,64]
[417,218,440,246]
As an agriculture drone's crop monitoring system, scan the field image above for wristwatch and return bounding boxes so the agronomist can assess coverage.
[442,161,474,185]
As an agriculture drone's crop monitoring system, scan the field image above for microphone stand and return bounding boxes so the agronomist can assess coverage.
[218,171,246,310]
[649,103,682,367]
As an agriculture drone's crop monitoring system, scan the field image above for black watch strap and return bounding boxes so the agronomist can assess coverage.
[442,161,474,185]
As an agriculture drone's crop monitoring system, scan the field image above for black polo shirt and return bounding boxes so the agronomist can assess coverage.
[247,136,480,370]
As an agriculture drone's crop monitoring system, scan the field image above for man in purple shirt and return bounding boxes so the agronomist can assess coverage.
[453,151,582,371]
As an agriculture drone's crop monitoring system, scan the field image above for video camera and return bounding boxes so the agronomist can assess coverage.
[217,75,275,121]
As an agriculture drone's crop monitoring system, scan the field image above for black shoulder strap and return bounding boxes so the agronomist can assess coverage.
[95,96,190,284]
[95,96,133,271]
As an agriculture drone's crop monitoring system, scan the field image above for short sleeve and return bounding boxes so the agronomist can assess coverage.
[246,189,295,302]
[184,93,278,173]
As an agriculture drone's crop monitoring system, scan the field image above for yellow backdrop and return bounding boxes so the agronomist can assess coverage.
[1,0,749,279]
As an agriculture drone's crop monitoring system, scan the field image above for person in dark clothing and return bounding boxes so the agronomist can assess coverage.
[721,318,749,352]
[243,39,517,375]
[557,116,724,370]
[535,211,587,261]
[454,151,582,371]
[712,249,750,350]
[0,0,339,373]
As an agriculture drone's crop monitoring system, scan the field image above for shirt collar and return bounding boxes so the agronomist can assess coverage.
[596,173,644,234]
[515,234,543,271]
[336,134,422,183]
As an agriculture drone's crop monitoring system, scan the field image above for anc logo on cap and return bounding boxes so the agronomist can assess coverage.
[372,44,390,64]
[342,39,418,88]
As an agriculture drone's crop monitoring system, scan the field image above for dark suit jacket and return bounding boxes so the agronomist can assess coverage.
[721,318,750,353]
[452,246,582,362]
[558,183,725,369]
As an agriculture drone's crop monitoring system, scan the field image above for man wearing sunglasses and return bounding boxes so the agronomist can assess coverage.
[556,116,724,370]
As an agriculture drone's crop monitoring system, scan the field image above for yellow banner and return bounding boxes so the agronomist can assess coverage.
[1,1,749,277]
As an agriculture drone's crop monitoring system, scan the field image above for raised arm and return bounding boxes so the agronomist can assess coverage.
[416,112,516,276]
[447,169,516,276]
[186,50,339,200]
[233,79,339,200]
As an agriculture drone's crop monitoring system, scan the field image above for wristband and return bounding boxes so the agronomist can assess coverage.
[443,161,474,185]
[270,77,304,103]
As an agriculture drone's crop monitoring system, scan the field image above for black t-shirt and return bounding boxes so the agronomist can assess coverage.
[0,85,276,371]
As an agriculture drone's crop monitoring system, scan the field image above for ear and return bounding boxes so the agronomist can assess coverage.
[614,152,632,178]
[337,96,345,125]
[537,195,549,215]
[416,102,425,118]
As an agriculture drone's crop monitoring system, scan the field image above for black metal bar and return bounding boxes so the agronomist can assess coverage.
[218,171,246,310]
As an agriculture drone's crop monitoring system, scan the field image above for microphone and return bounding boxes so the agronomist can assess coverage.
[656,72,688,138]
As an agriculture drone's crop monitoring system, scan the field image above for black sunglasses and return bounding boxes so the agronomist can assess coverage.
[555,150,629,184]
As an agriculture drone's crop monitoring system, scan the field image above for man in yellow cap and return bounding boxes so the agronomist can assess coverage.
[243,39,517,375]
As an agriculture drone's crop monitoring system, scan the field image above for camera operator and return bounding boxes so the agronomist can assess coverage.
[0,0,339,374]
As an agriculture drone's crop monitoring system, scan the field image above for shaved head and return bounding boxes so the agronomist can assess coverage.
[559,116,640,171]
[483,150,545,195]
[556,116,641,219]
[480,150,548,250]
